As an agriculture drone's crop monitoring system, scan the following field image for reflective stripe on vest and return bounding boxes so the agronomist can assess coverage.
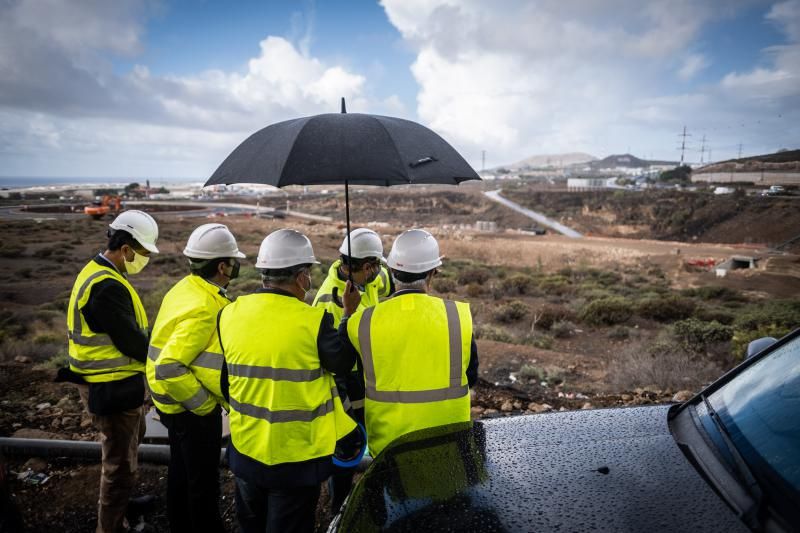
[69,271,116,347]
[67,261,147,382]
[220,293,356,467]
[145,275,230,415]
[229,387,339,423]
[358,300,468,403]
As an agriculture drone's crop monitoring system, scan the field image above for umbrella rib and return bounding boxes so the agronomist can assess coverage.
[373,119,412,184]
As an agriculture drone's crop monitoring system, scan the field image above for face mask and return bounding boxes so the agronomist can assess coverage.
[228,260,240,280]
[298,271,312,295]
[124,250,149,275]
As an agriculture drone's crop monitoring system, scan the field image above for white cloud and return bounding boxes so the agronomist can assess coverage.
[0,0,400,177]
[381,0,799,165]
[678,54,710,80]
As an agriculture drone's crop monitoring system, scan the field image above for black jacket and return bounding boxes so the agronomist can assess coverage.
[80,255,148,415]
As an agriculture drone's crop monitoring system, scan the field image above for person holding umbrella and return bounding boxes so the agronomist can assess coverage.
[312,227,393,511]
[146,223,245,533]
[215,228,362,533]
[342,229,479,457]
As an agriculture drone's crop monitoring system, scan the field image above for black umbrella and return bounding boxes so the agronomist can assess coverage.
[205,98,480,274]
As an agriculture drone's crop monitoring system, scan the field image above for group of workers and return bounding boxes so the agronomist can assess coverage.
[65,209,478,533]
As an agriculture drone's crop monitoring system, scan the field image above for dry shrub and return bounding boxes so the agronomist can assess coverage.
[535,304,578,330]
[457,267,490,285]
[608,340,723,391]
[636,295,696,322]
[432,277,457,294]
[466,283,484,298]
[475,324,514,343]
[501,274,538,295]
[578,297,633,326]
[551,320,577,338]
[492,300,529,323]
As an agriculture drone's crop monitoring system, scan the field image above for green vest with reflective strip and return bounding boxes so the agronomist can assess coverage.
[219,292,356,466]
[67,259,147,383]
[146,275,229,416]
[312,260,391,328]
[347,293,473,456]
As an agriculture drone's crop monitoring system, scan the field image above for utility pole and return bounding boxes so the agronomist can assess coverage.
[481,150,486,172]
[677,126,691,166]
[699,135,707,164]
[737,143,743,159]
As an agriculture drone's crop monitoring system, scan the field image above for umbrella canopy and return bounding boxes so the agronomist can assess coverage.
[205,112,480,187]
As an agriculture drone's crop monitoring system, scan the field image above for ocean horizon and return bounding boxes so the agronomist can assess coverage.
[0,176,203,189]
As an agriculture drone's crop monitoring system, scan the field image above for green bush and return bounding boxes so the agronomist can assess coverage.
[693,306,735,325]
[607,326,631,340]
[682,286,744,302]
[538,275,572,295]
[493,300,529,323]
[734,300,800,332]
[522,333,554,350]
[457,267,490,285]
[636,295,695,322]
[0,243,25,258]
[732,325,793,360]
[579,297,633,326]
[475,324,514,343]
[673,318,733,353]
[536,304,578,330]
[432,277,457,294]
[501,274,538,295]
[551,320,576,338]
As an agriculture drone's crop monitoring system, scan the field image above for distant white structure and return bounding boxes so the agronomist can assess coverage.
[475,220,498,232]
[567,177,609,191]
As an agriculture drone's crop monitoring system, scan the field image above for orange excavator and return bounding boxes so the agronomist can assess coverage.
[84,195,122,220]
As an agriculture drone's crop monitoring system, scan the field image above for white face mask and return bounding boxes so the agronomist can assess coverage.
[124,250,150,275]
[298,270,312,295]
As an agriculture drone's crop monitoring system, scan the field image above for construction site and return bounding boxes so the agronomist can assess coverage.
[1,181,799,531]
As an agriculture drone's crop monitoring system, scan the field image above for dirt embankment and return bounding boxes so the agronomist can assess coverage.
[501,189,800,248]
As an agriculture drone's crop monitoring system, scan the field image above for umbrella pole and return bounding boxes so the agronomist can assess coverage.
[345,180,353,285]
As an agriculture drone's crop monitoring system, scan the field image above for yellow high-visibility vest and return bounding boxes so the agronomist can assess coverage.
[346,293,473,456]
[147,275,229,416]
[66,259,147,383]
[312,260,391,328]
[219,292,355,466]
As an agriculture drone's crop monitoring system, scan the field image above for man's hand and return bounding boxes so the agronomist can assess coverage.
[342,280,360,317]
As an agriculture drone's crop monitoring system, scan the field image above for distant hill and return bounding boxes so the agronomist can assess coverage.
[695,148,800,173]
[502,152,596,170]
[590,153,678,169]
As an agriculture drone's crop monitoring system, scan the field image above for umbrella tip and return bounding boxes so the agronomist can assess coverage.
[341,97,347,114]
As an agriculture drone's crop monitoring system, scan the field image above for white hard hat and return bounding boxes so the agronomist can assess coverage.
[109,210,159,253]
[256,229,320,269]
[183,223,246,260]
[338,228,384,260]
[387,229,443,273]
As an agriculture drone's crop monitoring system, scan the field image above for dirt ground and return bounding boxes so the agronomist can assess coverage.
[1,187,798,531]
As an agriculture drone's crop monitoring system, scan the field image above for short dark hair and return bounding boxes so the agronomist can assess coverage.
[391,268,430,283]
[107,229,140,252]
[340,255,379,271]
[189,257,230,280]
[261,263,310,284]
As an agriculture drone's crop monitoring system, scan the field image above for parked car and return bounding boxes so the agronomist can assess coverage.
[329,329,800,532]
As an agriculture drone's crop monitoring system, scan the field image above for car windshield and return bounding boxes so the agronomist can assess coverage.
[708,334,800,498]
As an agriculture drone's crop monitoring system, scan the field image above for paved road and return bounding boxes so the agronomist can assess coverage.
[484,189,583,238]
[0,200,332,223]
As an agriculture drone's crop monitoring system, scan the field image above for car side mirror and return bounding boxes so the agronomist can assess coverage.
[746,337,777,359]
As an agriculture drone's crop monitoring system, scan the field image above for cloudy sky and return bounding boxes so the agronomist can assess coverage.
[1,0,798,179]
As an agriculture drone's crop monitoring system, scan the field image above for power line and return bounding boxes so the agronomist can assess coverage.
[677,126,691,166]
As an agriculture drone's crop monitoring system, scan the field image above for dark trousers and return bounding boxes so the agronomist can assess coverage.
[158,406,224,533]
[235,478,320,533]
